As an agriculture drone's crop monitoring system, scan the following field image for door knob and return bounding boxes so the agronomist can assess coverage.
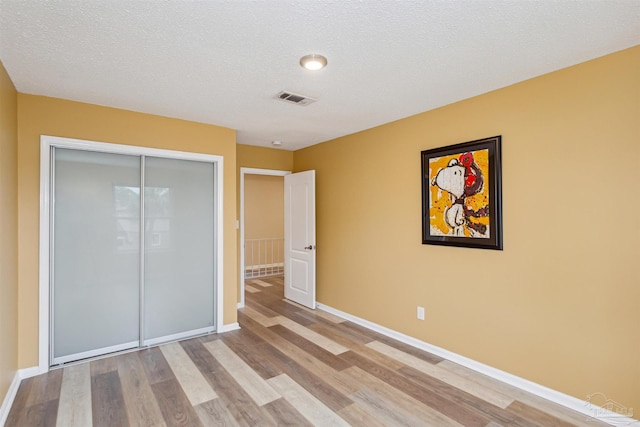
[304,245,315,250]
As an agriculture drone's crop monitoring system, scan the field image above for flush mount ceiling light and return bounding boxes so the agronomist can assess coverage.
[299,54,327,71]
[271,140,282,146]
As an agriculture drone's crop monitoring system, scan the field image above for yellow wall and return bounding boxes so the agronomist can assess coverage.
[294,47,640,410]
[236,144,294,172]
[0,61,19,407]
[244,174,285,240]
[16,94,238,368]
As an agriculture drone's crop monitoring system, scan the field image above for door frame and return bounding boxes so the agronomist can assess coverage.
[238,167,290,308]
[38,135,225,371]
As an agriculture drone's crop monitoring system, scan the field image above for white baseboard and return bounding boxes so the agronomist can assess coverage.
[237,302,245,309]
[317,303,638,427]
[217,322,240,333]
[0,366,48,427]
[0,363,51,426]
[19,366,47,379]
[0,372,21,427]
[245,262,284,271]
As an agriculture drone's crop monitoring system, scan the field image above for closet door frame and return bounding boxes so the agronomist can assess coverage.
[38,135,224,371]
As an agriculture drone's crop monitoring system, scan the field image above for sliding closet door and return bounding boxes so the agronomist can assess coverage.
[52,148,141,364]
[143,157,215,344]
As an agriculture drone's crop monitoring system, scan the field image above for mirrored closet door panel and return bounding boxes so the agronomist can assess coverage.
[52,148,141,364]
[143,156,215,345]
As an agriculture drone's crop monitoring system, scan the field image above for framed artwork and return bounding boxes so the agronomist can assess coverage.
[421,135,503,250]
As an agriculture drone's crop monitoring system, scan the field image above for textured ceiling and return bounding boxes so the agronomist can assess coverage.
[1,1,638,151]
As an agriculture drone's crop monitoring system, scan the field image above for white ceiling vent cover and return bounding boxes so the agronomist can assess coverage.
[274,91,317,106]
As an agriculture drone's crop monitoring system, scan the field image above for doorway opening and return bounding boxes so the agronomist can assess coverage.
[239,168,289,308]
[243,174,285,279]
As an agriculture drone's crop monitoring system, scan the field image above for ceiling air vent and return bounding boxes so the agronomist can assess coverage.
[274,91,317,106]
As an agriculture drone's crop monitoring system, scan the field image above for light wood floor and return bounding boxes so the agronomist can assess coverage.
[6,275,607,426]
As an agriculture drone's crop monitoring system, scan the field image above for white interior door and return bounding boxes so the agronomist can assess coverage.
[284,170,316,309]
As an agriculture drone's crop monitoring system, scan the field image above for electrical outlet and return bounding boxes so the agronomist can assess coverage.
[417,306,425,320]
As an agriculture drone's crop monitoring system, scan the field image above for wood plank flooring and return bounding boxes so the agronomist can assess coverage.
[6,275,608,426]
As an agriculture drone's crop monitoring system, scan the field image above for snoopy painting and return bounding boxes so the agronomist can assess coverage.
[429,149,490,238]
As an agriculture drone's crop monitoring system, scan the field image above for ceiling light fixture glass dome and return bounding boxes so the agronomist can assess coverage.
[300,54,327,71]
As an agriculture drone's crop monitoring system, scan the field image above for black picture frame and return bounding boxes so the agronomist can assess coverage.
[421,135,503,250]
